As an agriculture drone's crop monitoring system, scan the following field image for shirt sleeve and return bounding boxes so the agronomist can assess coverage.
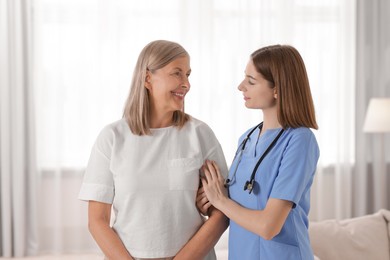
[270,130,319,207]
[205,144,229,179]
[196,121,229,179]
[78,126,115,204]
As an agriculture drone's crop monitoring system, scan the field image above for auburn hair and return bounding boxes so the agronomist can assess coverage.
[123,40,190,135]
[251,45,318,129]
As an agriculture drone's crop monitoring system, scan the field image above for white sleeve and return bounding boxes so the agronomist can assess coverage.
[197,122,228,179]
[78,126,115,204]
[205,144,228,179]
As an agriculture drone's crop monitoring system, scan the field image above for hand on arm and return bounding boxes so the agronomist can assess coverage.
[201,160,293,240]
[200,160,229,210]
[196,186,212,216]
[174,161,229,260]
[174,206,228,260]
[88,201,134,260]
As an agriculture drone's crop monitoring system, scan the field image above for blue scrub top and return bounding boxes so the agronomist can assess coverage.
[228,126,319,260]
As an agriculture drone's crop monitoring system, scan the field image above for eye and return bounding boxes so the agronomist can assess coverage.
[248,80,255,85]
[172,71,182,77]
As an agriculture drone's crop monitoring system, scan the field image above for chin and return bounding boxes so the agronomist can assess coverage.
[170,106,183,112]
[173,103,184,111]
[245,105,258,110]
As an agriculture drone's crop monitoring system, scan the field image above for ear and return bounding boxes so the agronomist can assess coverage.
[145,71,152,90]
[273,88,278,99]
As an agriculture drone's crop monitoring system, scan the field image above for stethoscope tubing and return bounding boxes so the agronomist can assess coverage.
[224,123,261,187]
[225,122,284,194]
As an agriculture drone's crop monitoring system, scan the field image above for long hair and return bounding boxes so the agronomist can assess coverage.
[123,40,190,135]
[251,45,318,129]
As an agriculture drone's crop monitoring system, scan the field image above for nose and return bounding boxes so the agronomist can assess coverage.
[181,76,190,90]
[238,80,245,92]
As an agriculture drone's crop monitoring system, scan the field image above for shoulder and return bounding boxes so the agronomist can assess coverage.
[182,115,221,144]
[94,118,129,152]
[185,115,215,134]
[285,127,317,142]
[284,127,319,154]
[186,115,209,128]
[97,118,127,139]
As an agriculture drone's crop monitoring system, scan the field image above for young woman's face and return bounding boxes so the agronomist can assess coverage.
[146,56,191,113]
[238,60,276,110]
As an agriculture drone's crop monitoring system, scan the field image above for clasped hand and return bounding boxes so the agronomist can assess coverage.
[196,160,228,215]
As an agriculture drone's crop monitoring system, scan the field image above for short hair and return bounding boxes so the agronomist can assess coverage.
[123,40,190,135]
[251,45,318,129]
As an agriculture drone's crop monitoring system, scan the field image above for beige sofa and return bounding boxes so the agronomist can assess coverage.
[215,209,390,260]
[309,209,390,260]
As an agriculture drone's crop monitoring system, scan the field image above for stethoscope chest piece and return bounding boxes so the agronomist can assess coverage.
[244,179,255,194]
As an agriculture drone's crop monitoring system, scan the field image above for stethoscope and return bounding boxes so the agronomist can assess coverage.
[224,122,285,194]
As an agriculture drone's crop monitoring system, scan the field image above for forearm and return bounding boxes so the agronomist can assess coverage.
[174,209,229,260]
[217,197,270,238]
[89,220,134,260]
[216,197,291,240]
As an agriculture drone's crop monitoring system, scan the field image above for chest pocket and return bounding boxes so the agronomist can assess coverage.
[167,157,202,191]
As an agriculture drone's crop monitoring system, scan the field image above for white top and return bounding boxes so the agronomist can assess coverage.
[78,117,228,259]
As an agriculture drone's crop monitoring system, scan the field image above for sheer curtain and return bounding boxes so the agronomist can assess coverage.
[0,0,38,257]
[32,0,357,254]
[355,0,390,216]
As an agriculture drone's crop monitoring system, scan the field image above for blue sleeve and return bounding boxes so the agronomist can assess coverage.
[270,130,319,207]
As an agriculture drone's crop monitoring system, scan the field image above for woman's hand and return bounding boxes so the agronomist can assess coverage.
[196,186,211,216]
[200,160,228,210]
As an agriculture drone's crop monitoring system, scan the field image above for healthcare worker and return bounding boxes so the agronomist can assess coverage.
[197,44,319,260]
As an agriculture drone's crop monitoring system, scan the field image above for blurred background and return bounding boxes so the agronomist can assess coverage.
[1,0,390,258]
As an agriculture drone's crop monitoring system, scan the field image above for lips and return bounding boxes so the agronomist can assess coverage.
[171,91,186,98]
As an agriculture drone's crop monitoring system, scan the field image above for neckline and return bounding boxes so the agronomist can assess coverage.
[150,125,174,131]
[258,123,283,137]
[254,125,284,157]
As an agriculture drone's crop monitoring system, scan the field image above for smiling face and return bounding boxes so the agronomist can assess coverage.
[238,59,277,110]
[146,55,191,115]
